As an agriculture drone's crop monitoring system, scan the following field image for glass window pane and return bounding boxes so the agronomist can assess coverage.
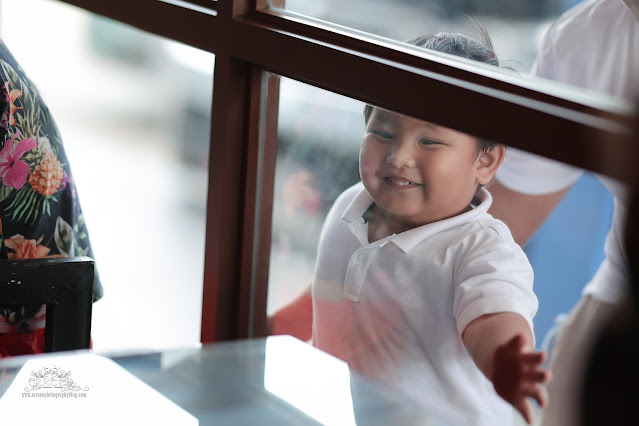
[267,75,621,423]
[281,0,562,71]
[0,0,213,351]
[276,0,636,107]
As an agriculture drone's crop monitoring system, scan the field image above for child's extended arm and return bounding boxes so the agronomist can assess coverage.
[462,312,551,425]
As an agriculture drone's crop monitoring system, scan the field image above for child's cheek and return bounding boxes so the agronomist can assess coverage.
[359,150,376,182]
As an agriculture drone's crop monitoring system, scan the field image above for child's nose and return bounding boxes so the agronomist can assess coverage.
[386,140,416,168]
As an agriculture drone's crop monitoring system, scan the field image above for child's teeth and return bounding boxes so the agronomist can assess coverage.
[390,178,412,186]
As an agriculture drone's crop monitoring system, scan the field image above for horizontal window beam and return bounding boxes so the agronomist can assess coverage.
[244,9,630,116]
[230,11,634,183]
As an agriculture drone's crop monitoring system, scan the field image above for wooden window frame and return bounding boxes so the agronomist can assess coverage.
[54,0,636,343]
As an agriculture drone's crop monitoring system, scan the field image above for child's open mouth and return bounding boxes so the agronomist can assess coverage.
[384,176,419,188]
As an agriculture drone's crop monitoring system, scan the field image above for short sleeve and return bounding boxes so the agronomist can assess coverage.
[496,12,585,195]
[0,41,102,295]
[495,147,583,195]
[453,224,538,339]
[0,40,102,333]
[529,20,556,81]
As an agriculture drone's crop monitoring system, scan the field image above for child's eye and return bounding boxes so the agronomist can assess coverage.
[372,130,393,139]
[418,138,441,146]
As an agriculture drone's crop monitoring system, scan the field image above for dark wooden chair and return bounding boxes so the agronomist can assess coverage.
[0,256,94,352]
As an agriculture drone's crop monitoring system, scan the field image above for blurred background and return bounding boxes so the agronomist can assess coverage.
[0,0,613,353]
[0,0,212,352]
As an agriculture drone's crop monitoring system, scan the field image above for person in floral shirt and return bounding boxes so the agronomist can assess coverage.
[0,40,102,356]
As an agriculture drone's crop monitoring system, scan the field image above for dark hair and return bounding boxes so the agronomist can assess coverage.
[363,23,500,155]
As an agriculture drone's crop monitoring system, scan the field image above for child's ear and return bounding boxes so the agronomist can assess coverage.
[476,144,506,185]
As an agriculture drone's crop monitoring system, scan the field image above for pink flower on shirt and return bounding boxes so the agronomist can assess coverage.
[4,234,50,259]
[0,130,37,189]
[3,234,63,259]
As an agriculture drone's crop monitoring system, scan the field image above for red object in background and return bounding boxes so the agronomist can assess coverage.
[0,328,45,358]
[271,293,313,342]
[0,330,94,358]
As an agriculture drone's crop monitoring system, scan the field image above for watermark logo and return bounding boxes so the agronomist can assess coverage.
[22,364,89,399]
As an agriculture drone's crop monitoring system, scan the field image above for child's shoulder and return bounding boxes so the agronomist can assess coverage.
[451,220,530,277]
[449,218,531,275]
[467,188,520,246]
[473,215,518,246]
[451,201,520,250]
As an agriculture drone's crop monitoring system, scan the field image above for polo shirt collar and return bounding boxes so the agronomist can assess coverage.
[341,185,493,252]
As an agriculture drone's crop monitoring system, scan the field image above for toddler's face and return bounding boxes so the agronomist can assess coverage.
[359,108,486,229]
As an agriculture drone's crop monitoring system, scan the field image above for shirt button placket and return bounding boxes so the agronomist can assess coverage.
[343,248,375,302]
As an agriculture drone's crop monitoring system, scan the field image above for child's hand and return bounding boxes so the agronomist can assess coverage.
[492,334,551,424]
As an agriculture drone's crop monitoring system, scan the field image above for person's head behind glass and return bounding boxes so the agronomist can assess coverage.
[359,28,506,235]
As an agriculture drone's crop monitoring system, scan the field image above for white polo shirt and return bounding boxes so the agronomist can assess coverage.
[495,0,636,303]
[311,182,537,426]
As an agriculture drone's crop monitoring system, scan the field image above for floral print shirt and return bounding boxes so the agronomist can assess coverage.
[0,40,103,333]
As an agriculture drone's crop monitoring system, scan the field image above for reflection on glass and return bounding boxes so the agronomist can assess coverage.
[268,77,363,320]
[268,27,617,425]
[264,335,356,425]
[277,0,635,111]
[0,353,199,425]
[0,0,212,352]
[280,0,568,72]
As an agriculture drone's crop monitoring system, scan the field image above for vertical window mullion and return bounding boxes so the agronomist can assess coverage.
[200,0,255,342]
[237,70,281,339]
[201,55,254,342]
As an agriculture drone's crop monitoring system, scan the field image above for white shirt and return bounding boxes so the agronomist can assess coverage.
[311,183,537,426]
[495,0,637,302]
